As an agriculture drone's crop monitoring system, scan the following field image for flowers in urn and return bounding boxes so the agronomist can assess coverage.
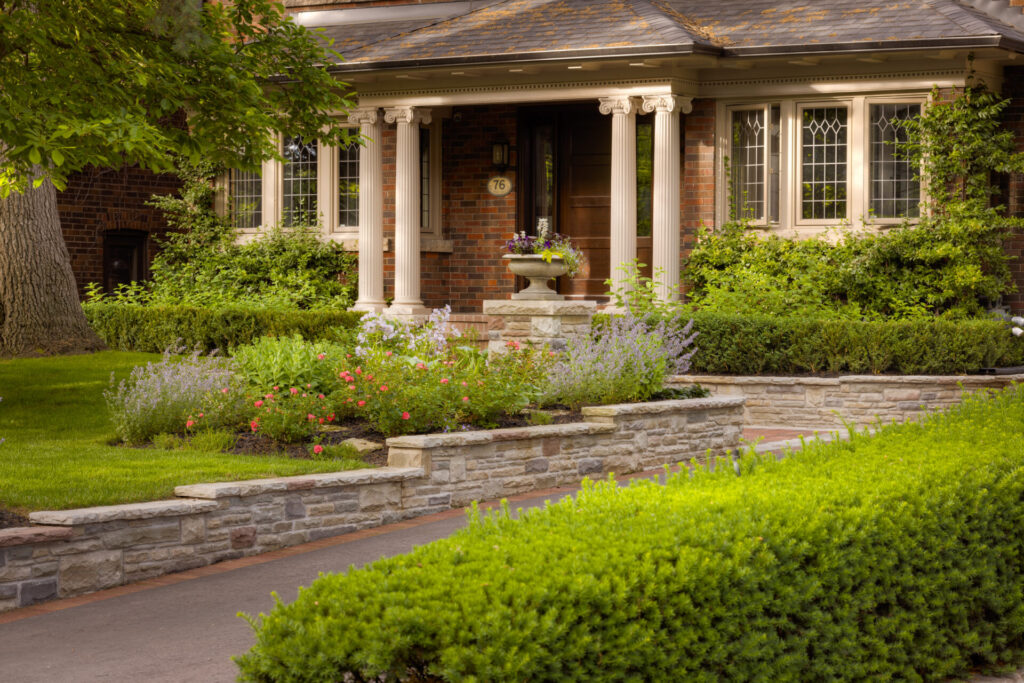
[505,218,584,278]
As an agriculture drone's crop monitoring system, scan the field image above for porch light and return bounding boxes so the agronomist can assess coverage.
[491,140,510,171]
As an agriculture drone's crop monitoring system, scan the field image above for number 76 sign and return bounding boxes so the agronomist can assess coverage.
[487,176,513,197]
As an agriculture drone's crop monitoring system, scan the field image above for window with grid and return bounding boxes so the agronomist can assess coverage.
[870,103,921,219]
[229,168,262,230]
[338,142,360,228]
[801,107,848,220]
[282,136,318,226]
[730,106,780,222]
[420,131,431,230]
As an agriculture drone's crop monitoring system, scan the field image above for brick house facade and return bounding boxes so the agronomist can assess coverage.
[63,0,1024,313]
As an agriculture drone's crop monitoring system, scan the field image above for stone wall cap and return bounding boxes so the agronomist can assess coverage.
[29,499,220,526]
[0,525,74,547]
[173,466,425,499]
[482,299,597,316]
[387,421,613,449]
[581,396,745,417]
[675,374,1024,386]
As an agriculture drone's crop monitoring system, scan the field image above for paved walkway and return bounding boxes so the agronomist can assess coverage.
[0,426,1019,682]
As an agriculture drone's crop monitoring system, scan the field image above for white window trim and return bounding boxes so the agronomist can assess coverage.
[716,92,928,232]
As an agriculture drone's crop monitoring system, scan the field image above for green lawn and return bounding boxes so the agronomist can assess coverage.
[0,352,352,513]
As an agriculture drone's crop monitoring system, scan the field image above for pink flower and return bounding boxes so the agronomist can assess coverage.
[339,372,347,379]
[401,411,410,420]
[355,367,362,375]
[198,413,204,418]
[302,393,307,398]
[461,381,468,387]
[346,353,352,358]
[379,385,388,392]
[318,418,324,424]
[317,393,325,400]
[185,419,195,429]
[440,378,449,384]
[348,384,356,391]
[549,352,556,357]
[328,414,335,421]
[254,400,264,408]
[307,383,311,388]
[290,387,299,395]
[506,340,521,350]
[250,420,259,432]
[307,413,315,421]
[462,396,469,402]
[273,386,280,391]
[346,398,353,404]
[265,393,274,399]
[385,351,392,357]
[357,400,366,407]
[366,374,374,381]
[221,387,230,394]
[416,362,426,370]
[316,353,325,360]
[313,444,324,455]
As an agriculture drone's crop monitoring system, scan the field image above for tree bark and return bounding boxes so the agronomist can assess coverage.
[0,172,105,356]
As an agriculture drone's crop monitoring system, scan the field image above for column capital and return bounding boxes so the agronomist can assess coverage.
[384,106,432,126]
[641,94,693,115]
[598,96,640,116]
[347,107,379,126]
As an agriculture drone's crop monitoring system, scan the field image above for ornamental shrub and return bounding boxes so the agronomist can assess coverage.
[237,386,1024,681]
[667,311,1024,375]
[231,334,348,391]
[83,303,362,353]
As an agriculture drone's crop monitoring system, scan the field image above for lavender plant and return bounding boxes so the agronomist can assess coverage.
[105,348,248,444]
[540,313,697,409]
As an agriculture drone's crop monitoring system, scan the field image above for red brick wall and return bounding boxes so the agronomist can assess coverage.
[680,98,716,296]
[1003,66,1024,313]
[440,105,518,312]
[57,165,181,298]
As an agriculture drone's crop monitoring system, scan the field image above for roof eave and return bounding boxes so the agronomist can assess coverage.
[722,35,1022,58]
[324,43,721,74]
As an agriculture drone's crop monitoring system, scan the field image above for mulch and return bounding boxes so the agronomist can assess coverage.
[0,508,30,530]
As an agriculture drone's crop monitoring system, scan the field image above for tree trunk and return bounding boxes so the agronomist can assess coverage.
[0,173,105,356]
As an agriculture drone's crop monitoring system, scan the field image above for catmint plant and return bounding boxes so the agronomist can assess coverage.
[540,313,697,409]
[105,347,248,444]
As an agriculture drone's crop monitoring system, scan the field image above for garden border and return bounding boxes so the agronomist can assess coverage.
[0,396,743,613]
[671,374,1024,427]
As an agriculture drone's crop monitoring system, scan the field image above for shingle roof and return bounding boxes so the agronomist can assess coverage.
[304,0,1024,68]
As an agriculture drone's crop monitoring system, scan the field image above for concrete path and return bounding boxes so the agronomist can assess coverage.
[0,426,1019,682]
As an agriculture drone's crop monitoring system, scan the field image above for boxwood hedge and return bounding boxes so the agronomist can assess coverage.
[83,303,363,353]
[636,311,1024,375]
[236,386,1024,681]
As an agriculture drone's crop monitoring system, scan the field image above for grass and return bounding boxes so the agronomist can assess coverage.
[0,351,359,514]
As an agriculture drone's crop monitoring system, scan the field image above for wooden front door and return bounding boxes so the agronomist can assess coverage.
[519,105,653,301]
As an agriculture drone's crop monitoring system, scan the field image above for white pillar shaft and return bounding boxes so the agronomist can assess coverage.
[350,109,385,312]
[645,96,685,302]
[599,97,639,298]
[384,106,431,314]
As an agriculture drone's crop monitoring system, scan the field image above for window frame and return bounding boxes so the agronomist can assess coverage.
[725,103,781,226]
[716,93,927,232]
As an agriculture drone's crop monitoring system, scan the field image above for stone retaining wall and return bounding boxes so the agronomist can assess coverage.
[0,397,743,613]
[672,374,1024,427]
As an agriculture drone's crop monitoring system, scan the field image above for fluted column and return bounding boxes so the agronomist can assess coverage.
[383,106,431,315]
[599,96,639,300]
[642,95,691,302]
[348,107,386,312]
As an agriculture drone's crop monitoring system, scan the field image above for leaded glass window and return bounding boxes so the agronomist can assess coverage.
[730,106,780,222]
[420,130,431,230]
[282,136,318,226]
[801,107,848,220]
[229,168,262,230]
[870,103,920,218]
[338,142,360,228]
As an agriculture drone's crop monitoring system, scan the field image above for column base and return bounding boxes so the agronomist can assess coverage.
[385,302,430,319]
[351,300,388,313]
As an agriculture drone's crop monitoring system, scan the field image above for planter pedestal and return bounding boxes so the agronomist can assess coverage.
[482,299,596,353]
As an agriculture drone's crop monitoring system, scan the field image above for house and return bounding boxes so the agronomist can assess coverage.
[64,0,1024,312]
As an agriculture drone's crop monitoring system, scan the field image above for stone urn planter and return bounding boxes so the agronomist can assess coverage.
[504,254,567,300]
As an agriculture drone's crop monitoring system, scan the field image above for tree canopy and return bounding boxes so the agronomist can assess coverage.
[0,0,355,195]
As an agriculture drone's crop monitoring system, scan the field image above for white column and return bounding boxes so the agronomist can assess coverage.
[383,106,431,316]
[348,108,386,312]
[642,95,691,302]
[599,96,639,300]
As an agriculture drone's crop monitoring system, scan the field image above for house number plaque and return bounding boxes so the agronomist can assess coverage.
[487,176,512,197]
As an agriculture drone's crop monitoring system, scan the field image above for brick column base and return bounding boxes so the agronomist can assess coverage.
[482,300,596,352]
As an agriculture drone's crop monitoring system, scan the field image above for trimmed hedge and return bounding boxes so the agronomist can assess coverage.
[237,387,1024,681]
[642,312,1024,375]
[83,303,364,353]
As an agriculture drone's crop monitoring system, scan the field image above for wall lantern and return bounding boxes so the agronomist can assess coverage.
[491,140,510,172]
